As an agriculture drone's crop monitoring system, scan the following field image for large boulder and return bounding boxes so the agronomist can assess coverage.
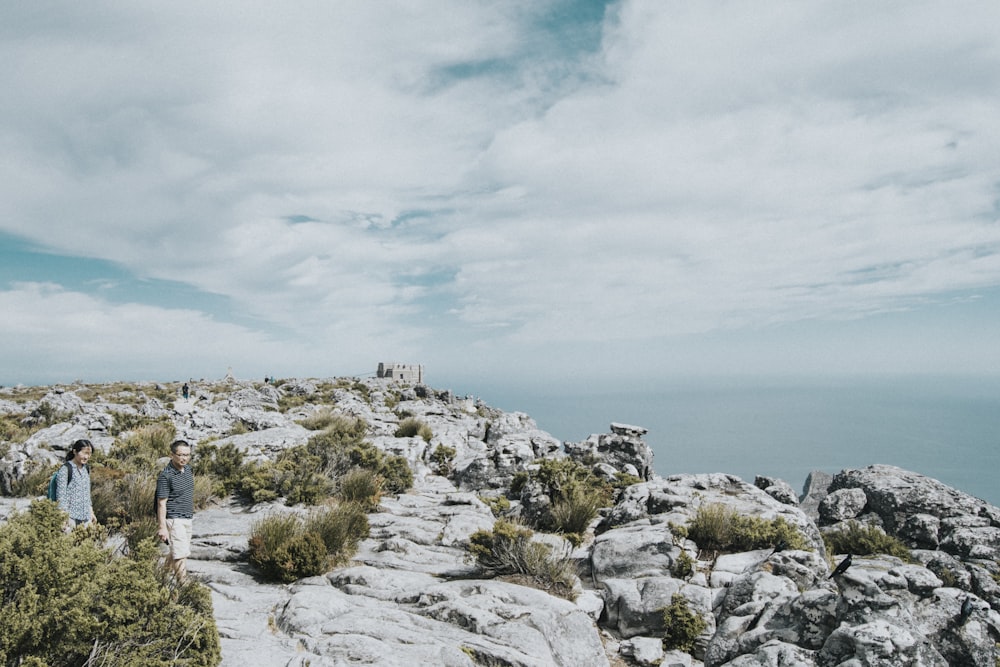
[828,465,1000,560]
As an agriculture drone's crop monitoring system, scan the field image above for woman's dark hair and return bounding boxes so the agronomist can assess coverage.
[66,439,93,462]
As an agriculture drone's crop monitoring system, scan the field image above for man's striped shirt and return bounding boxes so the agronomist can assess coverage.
[156,463,194,519]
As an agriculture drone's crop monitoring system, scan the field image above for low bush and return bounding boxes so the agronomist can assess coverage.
[823,520,910,560]
[468,518,577,599]
[248,504,369,583]
[395,417,433,442]
[303,502,369,561]
[109,411,167,437]
[9,461,56,497]
[671,550,696,579]
[0,500,221,666]
[519,458,612,536]
[193,442,248,496]
[102,423,177,474]
[480,494,511,517]
[429,444,456,475]
[337,468,383,511]
[549,484,602,539]
[687,503,808,554]
[661,593,707,653]
[0,414,36,444]
[297,409,339,431]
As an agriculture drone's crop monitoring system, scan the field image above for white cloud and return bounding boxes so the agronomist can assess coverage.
[1,1,999,383]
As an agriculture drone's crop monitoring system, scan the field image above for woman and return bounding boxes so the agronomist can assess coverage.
[56,438,97,531]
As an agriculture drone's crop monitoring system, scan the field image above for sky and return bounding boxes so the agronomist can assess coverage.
[2,0,1000,394]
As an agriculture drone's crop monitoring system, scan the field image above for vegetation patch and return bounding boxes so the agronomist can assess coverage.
[429,444,456,475]
[686,503,808,554]
[468,518,578,600]
[520,458,613,538]
[661,593,707,653]
[248,504,369,583]
[823,520,911,560]
[0,500,221,666]
[395,416,433,442]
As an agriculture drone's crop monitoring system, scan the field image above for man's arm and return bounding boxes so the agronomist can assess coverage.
[156,497,169,543]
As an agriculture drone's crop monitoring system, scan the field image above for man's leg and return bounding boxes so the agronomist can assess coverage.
[166,518,193,581]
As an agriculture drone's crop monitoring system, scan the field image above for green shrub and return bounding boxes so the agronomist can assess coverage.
[227,420,250,436]
[380,455,414,494]
[687,503,809,554]
[0,500,221,666]
[103,423,177,474]
[272,447,335,506]
[236,462,281,504]
[661,593,706,653]
[468,518,577,599]
[671,550,695,579]
[0,414,36,444]
[395,417,433,442]
[613,471,644,489]
[430,444,456,475]
[480,494,511,517]
[523,458,613,534]
[303,503,370,563]
[32,401,75,427]
[337,468,383,511]
[549,484,602,537]
[233,419,412,504]
[10,461,56,497]
[823,520,911,560]
[297,409,339,431]
[248,505,369,583]
[108,411,167,437]
[193,442,248,496]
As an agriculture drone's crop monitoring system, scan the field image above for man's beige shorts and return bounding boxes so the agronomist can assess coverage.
[165,518,193,559]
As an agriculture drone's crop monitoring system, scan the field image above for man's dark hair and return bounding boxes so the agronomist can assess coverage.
[170,439,191,453]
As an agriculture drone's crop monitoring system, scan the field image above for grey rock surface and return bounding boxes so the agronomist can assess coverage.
[3,379,1000,666]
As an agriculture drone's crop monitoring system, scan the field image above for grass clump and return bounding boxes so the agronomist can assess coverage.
[823,520,911,560]
[100,423,177,474]
[468,518,578,600]
[671,550,696,579]
[248,504,369,583]
[429,444,456,475]
[480,494,511,517]
[0,500,221,666]
[687,503,808,554]
[306,421,413,494]
[297,409,340,431]
[520,458,613,538]
[193,442,249,496]
[337,468,383,511]
[0,414,37,444]
[395,416,433,442]
[661,593,707,653]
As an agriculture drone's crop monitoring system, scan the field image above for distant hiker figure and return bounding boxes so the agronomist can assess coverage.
[182,382,189,399]
[829,554,853,578]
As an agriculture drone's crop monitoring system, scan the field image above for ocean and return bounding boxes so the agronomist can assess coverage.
[463,375,1000,507]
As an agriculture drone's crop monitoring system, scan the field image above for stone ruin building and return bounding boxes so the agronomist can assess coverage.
[376,362,423,384]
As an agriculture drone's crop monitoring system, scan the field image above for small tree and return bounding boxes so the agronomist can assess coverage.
[662,593,706,653]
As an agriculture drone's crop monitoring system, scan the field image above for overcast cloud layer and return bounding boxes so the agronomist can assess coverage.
[2,0,999,388]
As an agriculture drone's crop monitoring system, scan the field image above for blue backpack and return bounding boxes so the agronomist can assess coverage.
[46,462,76,501]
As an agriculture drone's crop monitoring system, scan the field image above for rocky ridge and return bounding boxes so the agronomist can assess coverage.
[2,377,999,666]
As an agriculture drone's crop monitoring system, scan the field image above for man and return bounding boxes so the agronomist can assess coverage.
[156,439,194,580]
